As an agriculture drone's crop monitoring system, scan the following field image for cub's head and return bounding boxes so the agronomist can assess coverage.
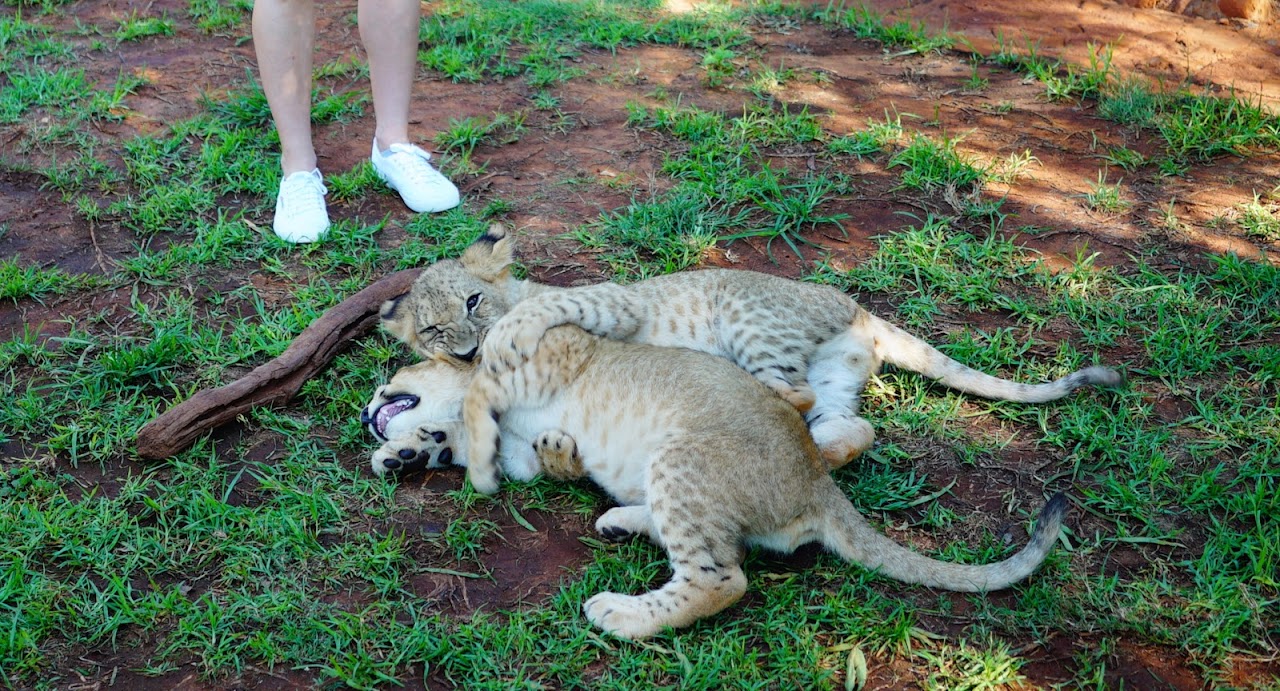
[360,360,472,475]
[380,224,517,364]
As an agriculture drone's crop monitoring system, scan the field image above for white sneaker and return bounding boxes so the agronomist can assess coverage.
[272,169,330,243]
[370,140,460,213]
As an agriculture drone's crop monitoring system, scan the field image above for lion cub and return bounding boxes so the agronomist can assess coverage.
[442,322,1068,639]
[382,226,1119,468]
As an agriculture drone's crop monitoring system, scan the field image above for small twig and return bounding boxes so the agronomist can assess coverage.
[460,171,501,193]
[1023,228,1141,253]
[87,218,111,274]
[851,194,935,215]
[245,665,294,682]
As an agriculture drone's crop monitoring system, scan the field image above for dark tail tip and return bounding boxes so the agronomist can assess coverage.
[1043,492,1069,522]
[1084,365,1124,389]
[1105,368,1126,388]
[478,223,508,245]
[1029,492,1069,547]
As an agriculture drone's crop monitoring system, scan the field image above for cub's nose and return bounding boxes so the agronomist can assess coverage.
[359,407,374,426]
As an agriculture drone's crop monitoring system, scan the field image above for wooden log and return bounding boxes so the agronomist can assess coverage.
[135,268,422,460]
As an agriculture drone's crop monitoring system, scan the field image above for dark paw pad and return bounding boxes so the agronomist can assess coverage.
[600,526,633,542]
[417,428,447,444]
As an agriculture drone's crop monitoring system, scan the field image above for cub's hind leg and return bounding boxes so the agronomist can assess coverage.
[583,451,747,639]
[582,526,747,639]
[806,332,877,469]
[726,326,816,413]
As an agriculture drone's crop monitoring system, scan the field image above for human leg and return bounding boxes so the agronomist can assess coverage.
[359,0,418,149]
[253,0,318,175]
[359,0,460,213]
[253,0,329,242]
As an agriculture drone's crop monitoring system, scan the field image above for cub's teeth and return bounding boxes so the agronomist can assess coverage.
[373,397,417,439]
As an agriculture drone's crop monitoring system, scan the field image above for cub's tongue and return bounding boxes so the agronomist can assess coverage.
[374,396,419,439]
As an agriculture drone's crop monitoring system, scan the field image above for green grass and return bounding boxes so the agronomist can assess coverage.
[187,0,251,35]
[991,39,1113,103]
[816,2,953,55]
[1,259,105,302]
[573,184,745,279]
[809,229,1279,677]
[114,12,175,42]
[1098,79,1280,163]
[1234,193,1280,241]
[0,0,1277,687]
[888,133,987,191]
[1082,170,1129,214]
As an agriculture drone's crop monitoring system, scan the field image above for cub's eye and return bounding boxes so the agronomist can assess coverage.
[465,293,482,312]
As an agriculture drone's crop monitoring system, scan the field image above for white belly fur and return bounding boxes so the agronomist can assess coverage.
[498,392,662,507]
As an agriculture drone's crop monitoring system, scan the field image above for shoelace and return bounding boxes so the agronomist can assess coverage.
[384,144,450,186]
[279,173,327,216]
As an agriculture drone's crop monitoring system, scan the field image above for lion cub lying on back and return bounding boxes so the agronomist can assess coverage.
[381,226,1119,469]
[364,324,1068,639]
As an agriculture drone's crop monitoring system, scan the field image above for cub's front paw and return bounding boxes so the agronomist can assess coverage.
[583,592,661,640]
[534,429,584,479]
[370,427,455,475]
[481,316,547,373]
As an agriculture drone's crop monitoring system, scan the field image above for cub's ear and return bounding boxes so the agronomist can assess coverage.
[380,294,416,346]
[459,224,515,282]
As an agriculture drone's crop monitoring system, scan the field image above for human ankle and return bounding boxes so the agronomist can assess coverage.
[373,132,410,152]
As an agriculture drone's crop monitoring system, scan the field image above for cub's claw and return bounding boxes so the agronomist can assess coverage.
[781,385,816,414]
[599,525,633,542]
[584,592,660,640]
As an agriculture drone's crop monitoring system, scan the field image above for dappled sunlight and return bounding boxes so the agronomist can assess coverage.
[836,0,1280,108]
[745,20,1278,269]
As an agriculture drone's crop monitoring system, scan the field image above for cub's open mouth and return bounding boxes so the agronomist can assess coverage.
[362,394,420,441]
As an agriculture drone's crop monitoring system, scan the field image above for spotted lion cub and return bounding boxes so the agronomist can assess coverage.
[446,321,1070,639]
[382,226,1120,468]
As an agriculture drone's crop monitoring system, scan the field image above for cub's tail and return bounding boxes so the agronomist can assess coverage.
[868,315,1121,403]
[821,489,1068,592]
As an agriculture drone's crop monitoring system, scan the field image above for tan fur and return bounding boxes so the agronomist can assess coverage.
[370,327,1068,639]
[384,226,1121,469]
